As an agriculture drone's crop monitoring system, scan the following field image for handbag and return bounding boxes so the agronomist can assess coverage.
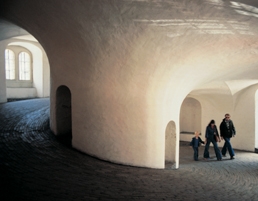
[215,135,220,142]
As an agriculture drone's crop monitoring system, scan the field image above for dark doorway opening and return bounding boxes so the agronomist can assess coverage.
[56,85,72,147]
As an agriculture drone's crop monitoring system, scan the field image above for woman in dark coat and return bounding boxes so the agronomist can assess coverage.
[203,120,222,160]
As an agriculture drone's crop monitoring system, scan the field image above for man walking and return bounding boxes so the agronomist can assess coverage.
[220,113,236,159]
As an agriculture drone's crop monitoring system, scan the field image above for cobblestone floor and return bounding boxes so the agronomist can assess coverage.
[1,99,258,201]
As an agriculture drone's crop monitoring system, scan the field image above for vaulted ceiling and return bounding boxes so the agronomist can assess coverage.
[1,0,258,96]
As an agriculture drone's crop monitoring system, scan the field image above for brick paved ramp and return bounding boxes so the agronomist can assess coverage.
[1,99,258,201]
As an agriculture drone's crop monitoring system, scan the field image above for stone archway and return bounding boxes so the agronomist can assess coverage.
[56,85,72,135]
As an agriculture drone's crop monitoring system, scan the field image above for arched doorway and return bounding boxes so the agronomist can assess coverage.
[56,85,72,136]
[255,90,258,152]
[165,120,177,168]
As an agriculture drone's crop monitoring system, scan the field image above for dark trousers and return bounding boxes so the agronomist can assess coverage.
[221,137,235,157]
[193,147,199,161]
[203,138,222,160]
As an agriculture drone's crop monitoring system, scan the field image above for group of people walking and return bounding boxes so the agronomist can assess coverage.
[190,113,236,161]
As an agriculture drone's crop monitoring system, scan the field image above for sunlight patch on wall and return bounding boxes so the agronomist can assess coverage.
[134,19,254,37]
[231,1,258,18]
[206,0,224,7]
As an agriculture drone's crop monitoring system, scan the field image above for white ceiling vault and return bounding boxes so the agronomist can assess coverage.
[1,0,258,96]
[0,20,29,41]
[129,0,258,96]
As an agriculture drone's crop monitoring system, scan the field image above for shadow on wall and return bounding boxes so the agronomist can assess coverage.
[56,85,72,138]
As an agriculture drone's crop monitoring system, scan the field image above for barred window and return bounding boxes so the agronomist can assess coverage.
[19,52,31,80]
[5,49,15,80]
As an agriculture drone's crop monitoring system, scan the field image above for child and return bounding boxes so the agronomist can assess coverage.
[190,131,205,161]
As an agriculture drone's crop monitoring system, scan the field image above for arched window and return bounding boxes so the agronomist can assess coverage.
[5,49,15,80]
[5,46,33,88]
[19,52,31,80]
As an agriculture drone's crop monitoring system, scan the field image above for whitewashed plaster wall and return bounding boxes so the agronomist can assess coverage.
[232,84,258,151]
[180,97,202,142]
[1,0,258,169]
[42,51,50,98]
[0,42,7,103]
[7,88,36,98]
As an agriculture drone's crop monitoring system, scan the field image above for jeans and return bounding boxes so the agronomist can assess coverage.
[203,138,222,160]
[221,137,235,157]
[193,147,199,161]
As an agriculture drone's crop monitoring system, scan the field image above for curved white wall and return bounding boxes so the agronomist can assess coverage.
[232,84,258,151]
[1,0,258,169]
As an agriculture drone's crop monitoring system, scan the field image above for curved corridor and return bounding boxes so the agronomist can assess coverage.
[0,99,258,201]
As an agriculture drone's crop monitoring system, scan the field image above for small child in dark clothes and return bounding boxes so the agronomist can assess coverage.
[190,131,205,161]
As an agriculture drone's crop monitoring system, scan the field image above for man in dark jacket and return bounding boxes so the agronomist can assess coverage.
[220,113,236,159]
